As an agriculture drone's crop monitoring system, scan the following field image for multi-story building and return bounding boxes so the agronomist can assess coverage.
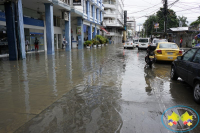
[0,0,104,60]
[127,16,136,39]
[103,0,124,44]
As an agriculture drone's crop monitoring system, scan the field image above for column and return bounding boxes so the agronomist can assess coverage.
[87,1,90,20]
[92,5,95,22]
[93,24,97,38]
[96,8,99,23]
[88,23,92,40]
[65,12,71,51]
[17,0,26,59]
[77,17,84,49]
[4,1,18,60]
[45,3,54,54]
[100,11,102,22]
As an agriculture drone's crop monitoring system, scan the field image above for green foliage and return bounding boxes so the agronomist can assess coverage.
[92,39,99,45]
[178,16,188,27]
[84,40,92,46]
[95,35,106,44]
[190,16,200,26]
[143,8,180,36]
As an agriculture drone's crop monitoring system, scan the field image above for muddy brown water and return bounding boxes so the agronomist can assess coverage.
[0,45,199,133]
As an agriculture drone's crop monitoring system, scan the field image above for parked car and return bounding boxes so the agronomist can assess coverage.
[171,47,200,103]
[133,39,139,47]
[152,38,168,47]
[123,41,134,49]
[154,42,182,61]
[138,38,150,50]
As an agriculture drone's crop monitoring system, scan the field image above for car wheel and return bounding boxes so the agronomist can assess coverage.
[171,66,178,80]
[194,81,200,104]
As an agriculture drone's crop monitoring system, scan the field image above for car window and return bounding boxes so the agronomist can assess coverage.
[134,40,138,43]
[183,49,198,61]
[154,39,167,43]
[159,43,178,49]
[192,49,200,63]
[139,39,148,42]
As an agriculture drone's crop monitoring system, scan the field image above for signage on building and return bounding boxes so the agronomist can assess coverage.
[73,0,82,6]
[154,23,159,29]
[62,12,69,21]
[77,26,82,35]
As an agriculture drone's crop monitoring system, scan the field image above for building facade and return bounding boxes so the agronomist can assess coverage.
[127,16,136,39]
[103,0,124,44]
[0,0,104,60]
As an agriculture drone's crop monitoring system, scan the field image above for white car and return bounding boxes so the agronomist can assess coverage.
[138,38,150,50]
[133,39,139,47]
[124,41,134,49]
[152,38,168,47]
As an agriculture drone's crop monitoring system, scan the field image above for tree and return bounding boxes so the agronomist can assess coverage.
[190,16,200,26]
[143,14,158,37]
[156,8,179,32]
[143,8,179,37]
[178,16,188,27]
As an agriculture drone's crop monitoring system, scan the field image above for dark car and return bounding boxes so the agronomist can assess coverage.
[171,47,200,103]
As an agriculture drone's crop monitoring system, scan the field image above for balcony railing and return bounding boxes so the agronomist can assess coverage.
[58,0,70,5]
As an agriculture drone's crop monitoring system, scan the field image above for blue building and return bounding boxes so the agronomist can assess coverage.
[0,0,105,60]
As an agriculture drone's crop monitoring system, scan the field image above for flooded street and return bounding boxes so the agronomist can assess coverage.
[0,44,199,133]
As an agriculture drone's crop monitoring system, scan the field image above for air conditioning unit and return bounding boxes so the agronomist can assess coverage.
[62,11,69,21]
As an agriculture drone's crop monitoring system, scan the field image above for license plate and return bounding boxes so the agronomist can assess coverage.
[149,56,154,59]
[168,57,173,59]
[167,52,173,55]
[127,43,129,45]
[141,44,145,45]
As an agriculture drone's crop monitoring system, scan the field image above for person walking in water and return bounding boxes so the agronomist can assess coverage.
[34,37,39,51]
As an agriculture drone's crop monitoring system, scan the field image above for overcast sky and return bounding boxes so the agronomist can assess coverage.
[124,0,200,31]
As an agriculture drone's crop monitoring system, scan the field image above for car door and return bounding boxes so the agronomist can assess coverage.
[176,48,198,81]
[187,49,200,86]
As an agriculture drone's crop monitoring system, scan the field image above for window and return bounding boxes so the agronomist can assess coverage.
[154,39,167,43]
[183,49,198,61]
[139,39,148,43]
[193,49,200,63]
[159,43,178,49]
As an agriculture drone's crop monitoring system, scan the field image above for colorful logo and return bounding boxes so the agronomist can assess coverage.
[161,105,199,132]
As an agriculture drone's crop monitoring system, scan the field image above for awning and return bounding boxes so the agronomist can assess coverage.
[100,27,110,34]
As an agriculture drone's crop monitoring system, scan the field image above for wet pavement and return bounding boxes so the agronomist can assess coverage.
[0,44,199,133]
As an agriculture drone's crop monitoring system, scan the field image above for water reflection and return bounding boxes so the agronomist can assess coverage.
[48,55,57,96]
[22,60,30,116]
[15,86,123,133]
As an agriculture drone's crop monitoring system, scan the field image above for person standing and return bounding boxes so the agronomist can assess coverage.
[180,37,183,48]
[34,37,39,51]
[25,39,29,53]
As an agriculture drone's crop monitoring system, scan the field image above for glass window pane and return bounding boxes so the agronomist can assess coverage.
[183,49,198,61]
[193,49,200,63]
[159,43,178,49]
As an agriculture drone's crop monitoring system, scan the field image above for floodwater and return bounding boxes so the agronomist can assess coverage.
[0,44,200,133]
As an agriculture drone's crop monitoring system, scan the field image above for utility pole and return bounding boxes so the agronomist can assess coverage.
[163,0,168,37]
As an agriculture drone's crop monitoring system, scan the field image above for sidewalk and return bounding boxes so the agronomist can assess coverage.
[0,50,45,58]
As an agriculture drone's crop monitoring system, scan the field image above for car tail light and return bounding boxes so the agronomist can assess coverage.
[179,51,182,55]
[131,43,132,45]
[157,50,162,54]
[123,43,125,45]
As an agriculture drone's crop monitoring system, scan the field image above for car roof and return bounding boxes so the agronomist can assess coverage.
[157,42,176,44]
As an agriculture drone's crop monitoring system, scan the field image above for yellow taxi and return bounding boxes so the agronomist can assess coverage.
[154,42,183,61]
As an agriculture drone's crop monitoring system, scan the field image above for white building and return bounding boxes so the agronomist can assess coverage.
[127,16,136,39]
[0,0,105,60]
[103,0,124,44]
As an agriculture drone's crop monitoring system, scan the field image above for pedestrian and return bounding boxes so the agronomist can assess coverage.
[34,37,39,51]
[62,37,66,49]
[180,37,183,48]
[25,39,29,53]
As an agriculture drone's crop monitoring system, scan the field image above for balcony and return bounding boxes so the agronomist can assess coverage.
[52,0,70,10]
[103,3,116,9]
[104,11,116,18]
[90,16,93,21]
[95,18,97,23]
[106,32,121,36]
[83,13,87,19]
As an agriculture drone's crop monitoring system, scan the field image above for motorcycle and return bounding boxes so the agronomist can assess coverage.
[145,46,155,68]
